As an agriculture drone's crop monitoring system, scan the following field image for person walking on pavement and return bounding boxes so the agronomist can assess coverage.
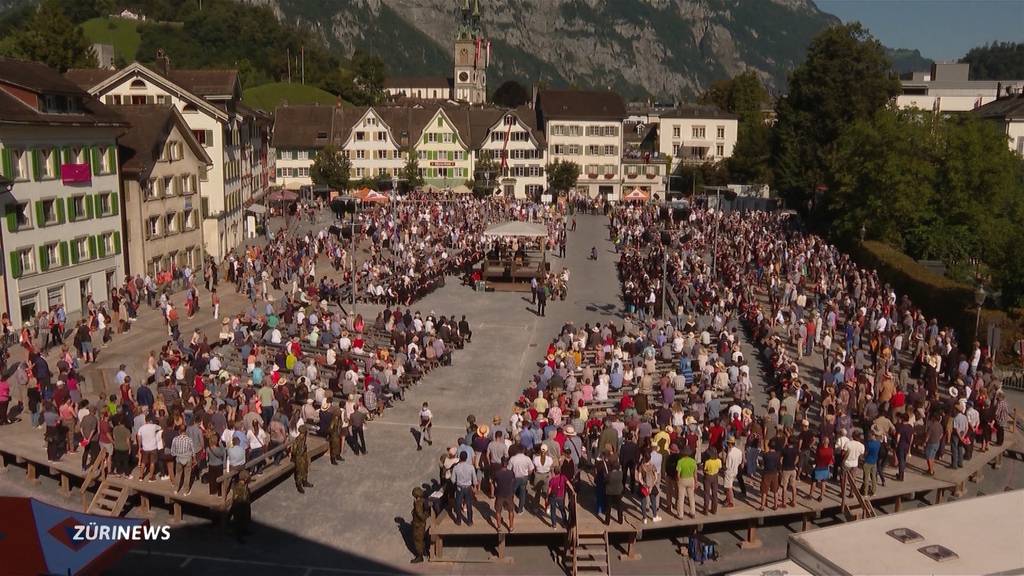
[350,407,368,455]
[418,402,433,451]
[530,277,538,305]
[292,425,314,493]
[537,282,547,317]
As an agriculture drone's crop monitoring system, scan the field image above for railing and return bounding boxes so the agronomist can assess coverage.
[217,440,292,500]
[840,467,876,519]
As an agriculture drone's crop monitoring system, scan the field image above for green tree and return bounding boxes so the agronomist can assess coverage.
[0,0,97,71]
[772,23,899,209]
[960,41,1024,81]
[545,160,580,201]
[310,145,350,192]
[471,151,499,198]
[346,50,386,106]
[492,80,529,108]
[700,71,773,185]
[401,150,424,192]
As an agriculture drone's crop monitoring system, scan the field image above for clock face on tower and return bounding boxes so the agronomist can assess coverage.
[458,71,469,83]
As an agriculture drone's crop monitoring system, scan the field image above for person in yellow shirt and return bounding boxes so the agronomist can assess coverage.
[702,448,722,515]
[652,425,673,455]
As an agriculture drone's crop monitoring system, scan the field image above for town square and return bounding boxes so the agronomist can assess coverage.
[0,1,1023,575]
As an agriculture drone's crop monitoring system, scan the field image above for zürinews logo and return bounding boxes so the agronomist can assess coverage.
[72,522,171,541]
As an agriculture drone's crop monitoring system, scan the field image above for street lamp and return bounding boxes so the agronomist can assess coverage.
[974,283,986,342]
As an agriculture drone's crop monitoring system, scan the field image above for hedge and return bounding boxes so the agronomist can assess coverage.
[852,240,1021,362]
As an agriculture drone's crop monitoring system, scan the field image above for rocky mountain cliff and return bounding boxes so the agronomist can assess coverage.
[251,0,840,100]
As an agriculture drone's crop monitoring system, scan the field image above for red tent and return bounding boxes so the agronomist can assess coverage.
[622,188,650,202]
[0,496,148,575]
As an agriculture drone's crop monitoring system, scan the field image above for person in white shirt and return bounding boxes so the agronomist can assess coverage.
[507,451,534,514]
[724,437,743,507]
[594,377,609,402]
[136,418,162,481]
[842,430,866,497]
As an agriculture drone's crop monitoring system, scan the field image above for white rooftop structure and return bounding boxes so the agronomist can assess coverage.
[785,490,1024,575]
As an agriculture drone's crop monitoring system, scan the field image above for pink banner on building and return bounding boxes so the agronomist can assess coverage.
[60,163,92,184]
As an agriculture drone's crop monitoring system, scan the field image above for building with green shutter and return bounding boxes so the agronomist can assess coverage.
[0,57,128,328]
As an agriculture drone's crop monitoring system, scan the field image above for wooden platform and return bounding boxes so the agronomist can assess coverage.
[427,433,1018,562]
[0,418,327,519]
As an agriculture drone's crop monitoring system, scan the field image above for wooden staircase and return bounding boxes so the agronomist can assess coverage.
[86,480,132,517]
[573,531,611,576]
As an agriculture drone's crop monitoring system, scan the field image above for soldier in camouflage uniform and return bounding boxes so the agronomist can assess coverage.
[329,411,344,465]
[230,471,252,542]
[410,487,429,563]
[292,425,314,493]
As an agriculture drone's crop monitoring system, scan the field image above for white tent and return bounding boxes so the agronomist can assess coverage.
[483,221,548,238]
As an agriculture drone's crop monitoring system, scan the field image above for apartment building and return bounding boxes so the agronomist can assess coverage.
[66,58,270,260]
[116,105,211,277]
[338,107,407,182]
[898,62,1024,113]
[658,105,739,170]
[537,89,626,200]
[271,105,333,190]
[0,58,127,327]
[477,106,546,199]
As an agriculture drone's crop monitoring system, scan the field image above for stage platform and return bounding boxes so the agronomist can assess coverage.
[428,433,1018,562]
[0,418,328,520]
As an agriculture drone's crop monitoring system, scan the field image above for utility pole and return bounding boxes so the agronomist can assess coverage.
[286,48,291,83]
[350,201,357,306]
[301,45,305,85]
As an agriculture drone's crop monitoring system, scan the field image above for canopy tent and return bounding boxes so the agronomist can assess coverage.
[483,221,549,238]
[451,184,472,194]
[0,496,148,576]
[622,188,650,202]
[268,189,299,203]
[246,203,267,214]
[352,188,390,204]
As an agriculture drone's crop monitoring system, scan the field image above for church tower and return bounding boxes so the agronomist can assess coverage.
[453,0,488,104]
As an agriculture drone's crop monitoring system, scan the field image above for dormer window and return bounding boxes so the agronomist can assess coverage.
[130,79,146,90]
[40,94,80,114]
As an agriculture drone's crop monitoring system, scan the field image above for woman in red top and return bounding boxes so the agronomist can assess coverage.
[811,439,834,501]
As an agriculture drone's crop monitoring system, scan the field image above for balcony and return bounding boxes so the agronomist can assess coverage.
[622,149,666,164]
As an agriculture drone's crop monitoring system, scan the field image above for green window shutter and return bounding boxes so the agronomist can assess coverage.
[448,151,453,161]
[88,236,97,259]
[35,201,44,227]
[1,149,11,178]
[61,147,71,164]
[38,246,48,272]
[92,194,101,217]
[51,150,60,176]
[56,198,66,224]
[90,147,101,175]
[6,206,17,232]
[70,240,79,264]
[113,231,121,254]
[59,241,68,267]
[107,147,116,174]
[97,235,107,258]
[32,150,42,181]
[8,252,20,278]
[85,195,95,219]
[67,198,76,221]
[110,192,119,215]
[201,197,209,218]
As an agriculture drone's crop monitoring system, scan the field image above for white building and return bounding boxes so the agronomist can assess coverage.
[538,89,626,201]
[383,77,453,102]
[271,105,332,190]
[974,92,1024,156]
[67,58,273,260]
[339,107,407,183]
[658,104,739,169]
[478,107,546,199]
[0,57,127,327]
[897,62,1024,113]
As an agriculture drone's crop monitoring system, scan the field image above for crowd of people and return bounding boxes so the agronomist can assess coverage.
[427,202,1016,539]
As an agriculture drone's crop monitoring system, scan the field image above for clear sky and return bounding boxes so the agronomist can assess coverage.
[815,0,1023,60]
